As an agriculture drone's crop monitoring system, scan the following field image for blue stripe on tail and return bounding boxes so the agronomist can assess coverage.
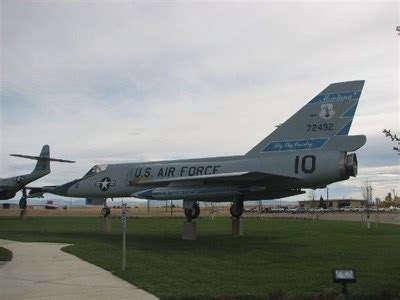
[309,91,361,104]
[336,121,353,136]
[261,138,328,152]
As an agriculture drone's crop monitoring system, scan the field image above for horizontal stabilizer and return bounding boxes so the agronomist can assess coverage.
[10,154,75,163]
[324,135,367,152]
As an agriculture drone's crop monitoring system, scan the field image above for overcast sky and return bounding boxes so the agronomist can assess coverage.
[1,1,399,204]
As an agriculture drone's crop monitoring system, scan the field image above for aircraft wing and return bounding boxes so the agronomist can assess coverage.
[27,186,59,198]
[131,171,300,186]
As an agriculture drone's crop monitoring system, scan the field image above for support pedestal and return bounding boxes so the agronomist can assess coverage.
[20,209,27,220]
[232,218,243,236]
[182,221,197,240]
[101,215,112,233]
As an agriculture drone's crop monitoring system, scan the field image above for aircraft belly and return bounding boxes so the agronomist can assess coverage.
[0,190,16,200]
[132,186,266,200]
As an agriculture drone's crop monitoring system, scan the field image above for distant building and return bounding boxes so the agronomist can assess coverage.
[298,198,365,209]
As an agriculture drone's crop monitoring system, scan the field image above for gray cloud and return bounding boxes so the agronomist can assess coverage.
[1,1,398,201]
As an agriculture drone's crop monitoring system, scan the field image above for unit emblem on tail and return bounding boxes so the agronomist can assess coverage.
[319,103,335,120]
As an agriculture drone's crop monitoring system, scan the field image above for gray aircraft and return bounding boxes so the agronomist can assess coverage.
[0,145,74,208]
[45,81,366,220]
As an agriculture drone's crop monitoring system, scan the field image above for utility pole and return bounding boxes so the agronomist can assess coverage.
[170,200,173,216]
[326,187,329,207]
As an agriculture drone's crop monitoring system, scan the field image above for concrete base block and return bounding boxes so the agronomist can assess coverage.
[182,221,197,240]
[232,218,243,236]
[20,209,27,220]
[101,215,112,233]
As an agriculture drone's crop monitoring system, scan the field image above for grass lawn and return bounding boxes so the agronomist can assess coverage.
[0,216,399,299]
[0,246,12,261]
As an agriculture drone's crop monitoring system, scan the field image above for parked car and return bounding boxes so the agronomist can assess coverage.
[326,207,337,212]
[342,206,352,212]
[291,207,306,214]
[271,207,285,213]
[389,206,400,212]
[308,207,324,213]
[352,207,366,212]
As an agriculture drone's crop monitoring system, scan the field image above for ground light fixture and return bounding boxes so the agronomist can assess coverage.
[332,269,357,295]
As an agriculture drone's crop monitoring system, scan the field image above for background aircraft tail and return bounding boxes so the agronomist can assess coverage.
[10,145,75,179]
[32,145,51,175]
[246,80,365,155]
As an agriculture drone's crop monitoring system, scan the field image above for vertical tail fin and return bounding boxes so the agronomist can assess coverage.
[246,80,365,155]
[33,145,50,174]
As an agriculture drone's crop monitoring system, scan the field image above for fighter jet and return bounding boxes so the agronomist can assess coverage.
[46,81,366,220]
[0,145,74,208]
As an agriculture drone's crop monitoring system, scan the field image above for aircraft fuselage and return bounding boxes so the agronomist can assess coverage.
[53,150,352,201]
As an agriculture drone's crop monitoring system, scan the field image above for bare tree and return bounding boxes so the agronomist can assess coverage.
[361,180,373,229]
[204,201,217,220]
[382,129,400,155]
[308,190,317,220]
[210,202,216,221]
[308,190,316,201]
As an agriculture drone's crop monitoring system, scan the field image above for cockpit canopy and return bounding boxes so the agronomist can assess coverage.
[84,164,108,176]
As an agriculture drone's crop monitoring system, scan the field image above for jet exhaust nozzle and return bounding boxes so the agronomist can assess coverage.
[344,153,358,178]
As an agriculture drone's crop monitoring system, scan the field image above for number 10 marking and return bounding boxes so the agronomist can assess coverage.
[295,155,316,174]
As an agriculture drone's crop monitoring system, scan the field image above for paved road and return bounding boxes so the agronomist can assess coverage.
[261,212,400,225]
[0,239,158,300]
